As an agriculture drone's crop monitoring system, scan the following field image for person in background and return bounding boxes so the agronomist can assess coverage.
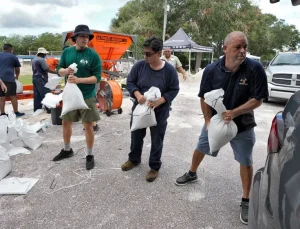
[32,47,57,113]
[52,24,101,170]
[161,47,187,81]
[0,44,25,117]
[161,47,187,110]
[121,36,179,182]
[175,31,268,225]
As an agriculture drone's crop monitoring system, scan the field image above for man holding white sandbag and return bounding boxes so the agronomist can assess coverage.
[175,31,268,225]
[121,36,179,182]
[52,25,101,170]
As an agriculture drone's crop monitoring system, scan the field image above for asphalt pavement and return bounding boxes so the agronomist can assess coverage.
[0,75,286,229]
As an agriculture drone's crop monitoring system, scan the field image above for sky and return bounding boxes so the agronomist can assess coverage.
[0,0,299,37]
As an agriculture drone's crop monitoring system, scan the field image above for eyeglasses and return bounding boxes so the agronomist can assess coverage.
[142,51,156,57]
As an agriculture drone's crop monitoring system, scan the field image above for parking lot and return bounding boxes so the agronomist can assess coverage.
[0,75,286,229]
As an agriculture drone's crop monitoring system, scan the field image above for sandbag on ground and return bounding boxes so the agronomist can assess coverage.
[0,145,11,181]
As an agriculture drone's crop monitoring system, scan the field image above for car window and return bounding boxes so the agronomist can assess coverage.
[271,53,300,66]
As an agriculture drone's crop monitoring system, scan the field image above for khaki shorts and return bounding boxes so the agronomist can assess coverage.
[61,97,100,123]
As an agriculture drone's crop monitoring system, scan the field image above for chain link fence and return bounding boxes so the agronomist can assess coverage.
[28,51,62,56]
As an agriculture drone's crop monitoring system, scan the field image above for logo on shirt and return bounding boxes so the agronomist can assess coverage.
[80,59,88,65]
[239,78,248,85]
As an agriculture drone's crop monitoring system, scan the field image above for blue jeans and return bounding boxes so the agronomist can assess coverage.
[32,77,50,112]
[128,122,167,171]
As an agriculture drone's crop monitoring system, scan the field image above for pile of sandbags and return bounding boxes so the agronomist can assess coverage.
[0,112,43,154]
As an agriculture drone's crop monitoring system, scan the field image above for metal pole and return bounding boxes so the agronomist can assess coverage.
[189,50,191,76]
[162,0,168,42]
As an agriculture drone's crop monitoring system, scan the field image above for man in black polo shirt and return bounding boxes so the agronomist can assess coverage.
[175,31,268,225]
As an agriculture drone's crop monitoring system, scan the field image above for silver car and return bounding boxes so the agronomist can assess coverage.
[265,52,300,102]
[248,90,300,228]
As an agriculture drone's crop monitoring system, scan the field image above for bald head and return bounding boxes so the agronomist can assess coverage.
[223,31,248,71]
[224,31,247,46]
[164,47,172,58]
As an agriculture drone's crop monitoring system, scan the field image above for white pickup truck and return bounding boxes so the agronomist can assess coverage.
[265,52,300,102]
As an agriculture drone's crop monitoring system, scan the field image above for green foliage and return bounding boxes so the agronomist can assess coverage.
[110,0,300,61]
[0,33,62,55]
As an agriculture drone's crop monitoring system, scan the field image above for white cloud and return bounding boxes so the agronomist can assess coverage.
[256,0,300,30]
[11,0,78,7]
[0,0,298,36]
[0,6,59,28]
[0,0,130,36]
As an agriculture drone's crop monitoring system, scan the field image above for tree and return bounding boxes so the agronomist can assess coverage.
[0,33,62,55]
[110,0,300,63]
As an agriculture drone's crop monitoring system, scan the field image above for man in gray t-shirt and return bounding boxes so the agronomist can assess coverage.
[32,47,57,112]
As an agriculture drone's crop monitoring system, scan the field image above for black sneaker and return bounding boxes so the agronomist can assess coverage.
[15,111,25,117]
[86,155,95,170]
[52,149,74,161]
[240,201,249,225]
[93,124,100,132]
[175,172,198,186]
[0,113,8,116]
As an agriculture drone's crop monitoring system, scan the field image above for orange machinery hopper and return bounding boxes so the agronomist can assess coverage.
[46,58,59,71]
[62,30,137,116]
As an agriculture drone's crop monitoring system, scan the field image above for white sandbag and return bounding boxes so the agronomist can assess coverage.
[15,79,23,94]
[27,122,45,133]
[0,116,9,144]
[131,104,157,131]
[9,115,24,133]
[42,93,62,109]
[204,89,238,154]
[11,139,26,148]
[207,114,238,153]
[144,86,161,101]
[69,63,78,73]
[18,126,42,150]
[61,82,89,116]
[130,87,161,131]
[32,109,44,116]
[6,145,31,156]
[0,177,38,195]
[0,145,11,180]
[45,75,63,90]
[7,126,19,142]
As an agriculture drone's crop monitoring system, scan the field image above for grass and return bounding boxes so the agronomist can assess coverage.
[18,75,65,87]
[19,75,32,85]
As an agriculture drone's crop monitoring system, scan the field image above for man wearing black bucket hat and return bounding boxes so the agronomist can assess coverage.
[52,25,102,170]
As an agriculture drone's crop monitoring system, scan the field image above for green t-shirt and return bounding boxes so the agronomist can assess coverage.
[57,46,102,99]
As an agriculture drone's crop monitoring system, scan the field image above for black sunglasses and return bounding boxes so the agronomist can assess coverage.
[142,51,156,57]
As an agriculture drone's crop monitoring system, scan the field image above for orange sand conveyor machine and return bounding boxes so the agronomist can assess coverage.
[62,30,137,116]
